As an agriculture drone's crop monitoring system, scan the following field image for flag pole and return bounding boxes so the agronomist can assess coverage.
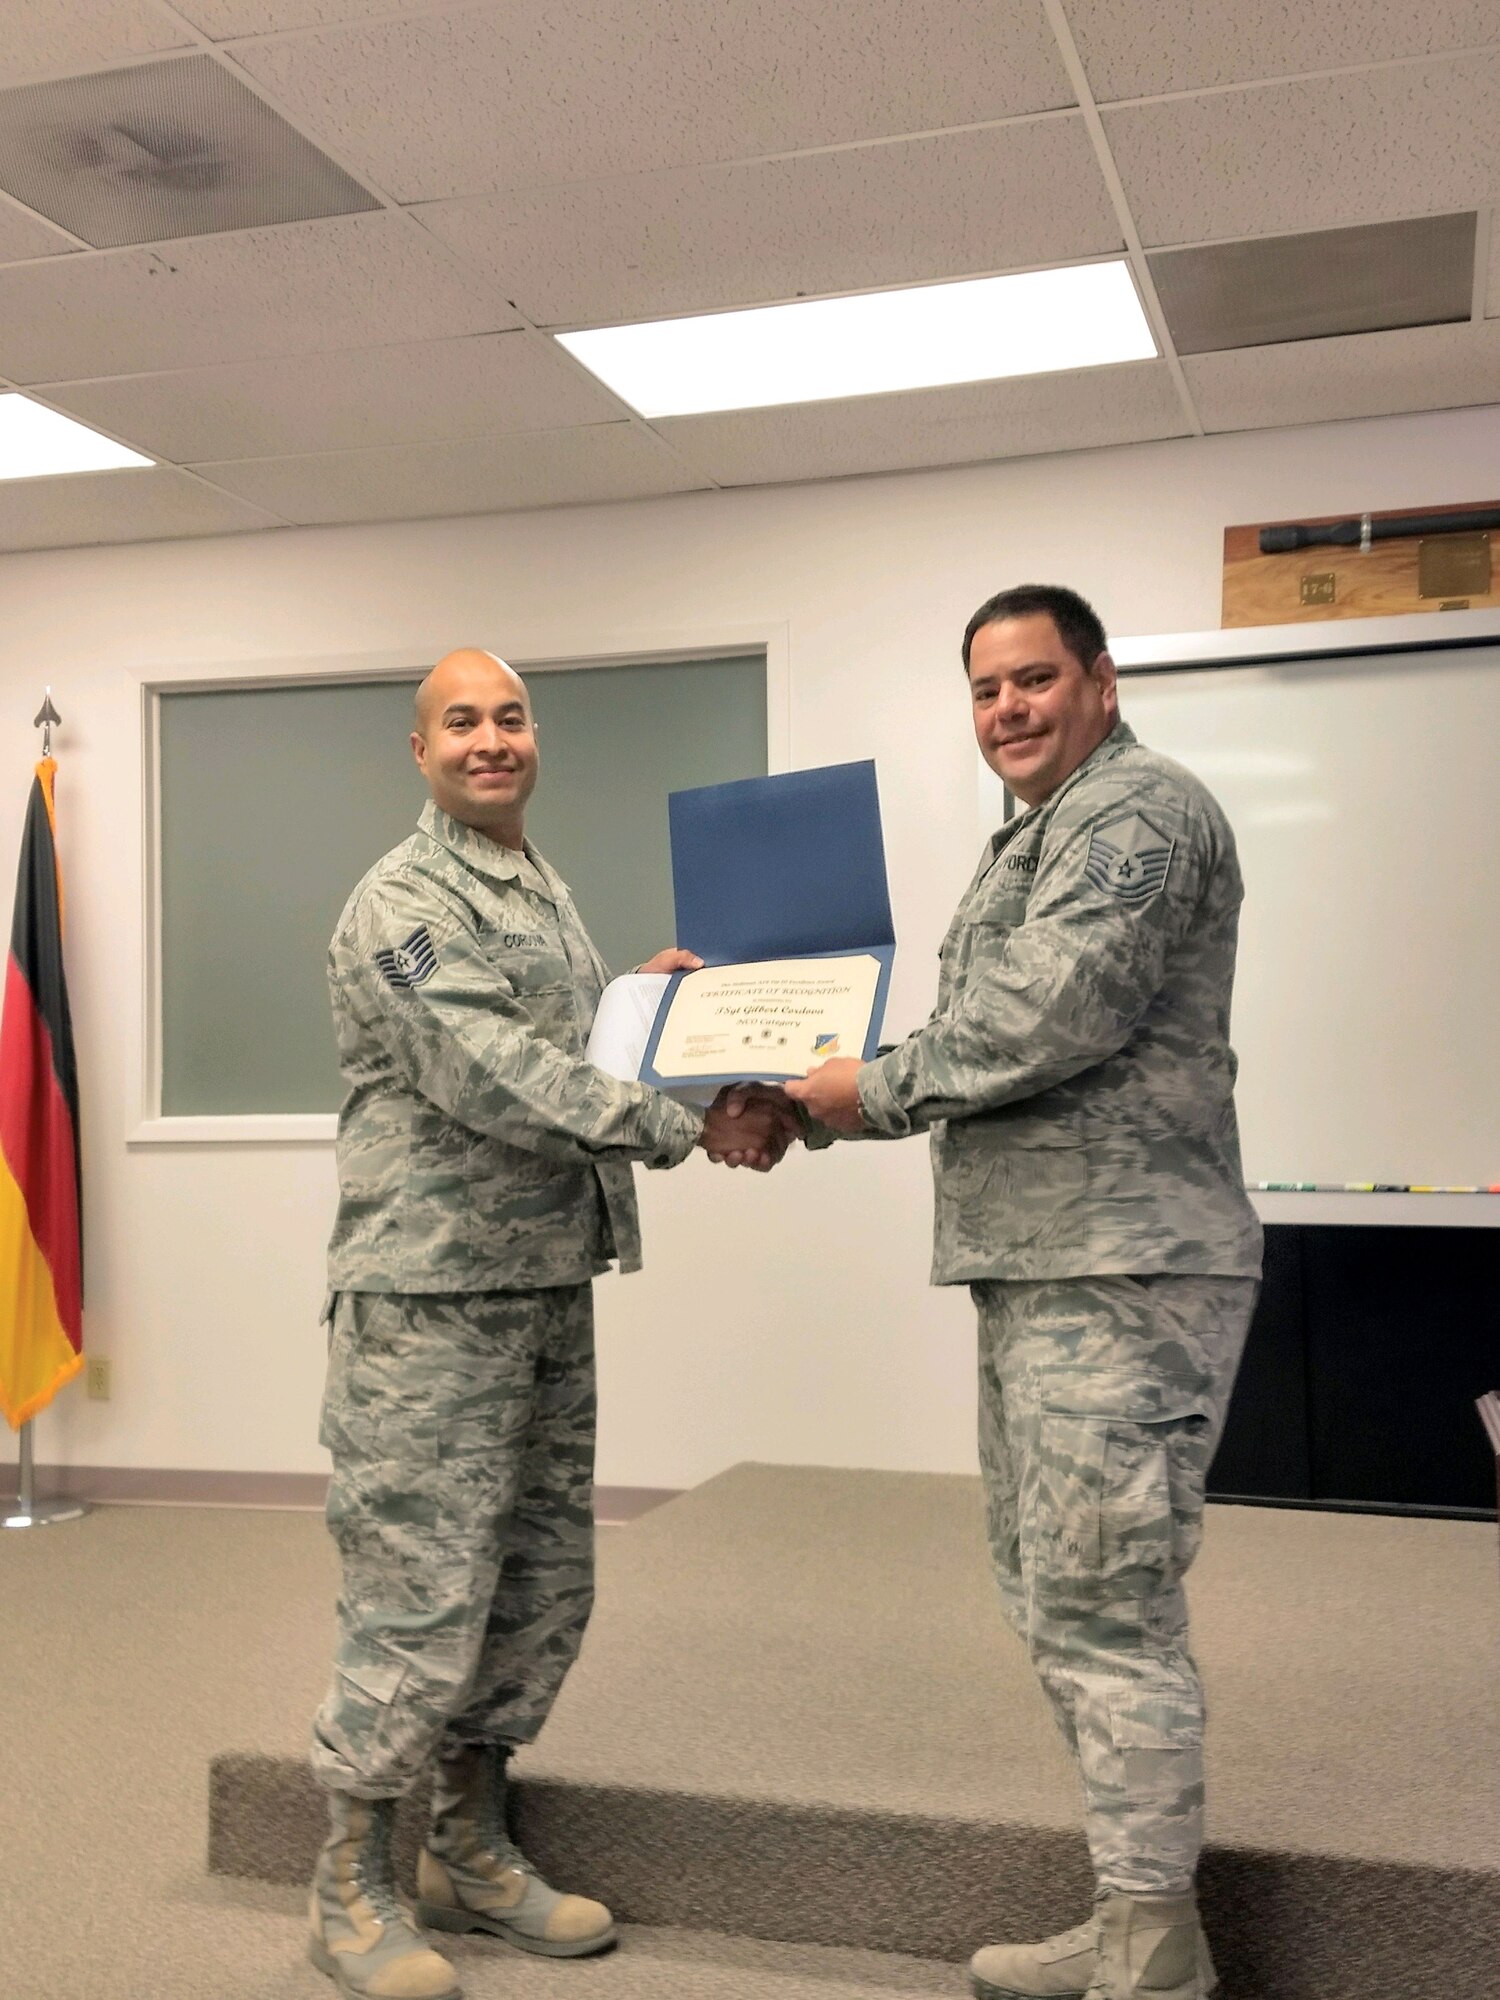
[5,1416,86,1528]
[3,691,87,1530]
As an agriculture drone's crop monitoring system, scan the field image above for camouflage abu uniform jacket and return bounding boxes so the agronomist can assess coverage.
[858,722,1263,1285]
[327,801,702,1293]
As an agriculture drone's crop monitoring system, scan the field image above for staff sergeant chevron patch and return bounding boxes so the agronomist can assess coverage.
[1084,812,1174,905]
[374,925,438,990]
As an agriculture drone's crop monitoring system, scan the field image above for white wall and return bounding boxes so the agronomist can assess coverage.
[2,403,1497,1488]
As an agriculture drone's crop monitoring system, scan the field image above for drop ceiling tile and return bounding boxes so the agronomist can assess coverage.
[0,465,280,551]
[0,1,191,88]
[1105,53,1500,246]
[39,331,620,460]
[0,54,380,250]
[1489,209,1500,315]
[419,117,1120,329]
[234,0,1073,203]
[192,422,705,524]
[654,363,1190,487]
[0,199,78,266]
[0,211,517,383]
[1185,318,1500,433]
[1070,0,1500,102]
[1152,214,1477,354]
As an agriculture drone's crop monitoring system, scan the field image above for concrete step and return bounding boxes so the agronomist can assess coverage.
[210,1466,1500,2000]
[209,1750,1500,2000]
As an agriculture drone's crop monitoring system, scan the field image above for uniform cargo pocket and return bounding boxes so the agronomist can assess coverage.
[1032,1369,1208,1592]
[336,1642,409,1710]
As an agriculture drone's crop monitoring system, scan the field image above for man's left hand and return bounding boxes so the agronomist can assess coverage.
[637,948,704,975]
[783,1057,868,1133]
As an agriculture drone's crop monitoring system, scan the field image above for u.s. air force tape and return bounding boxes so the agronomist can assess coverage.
[375,925,438,989]
[1084,812,1174,905]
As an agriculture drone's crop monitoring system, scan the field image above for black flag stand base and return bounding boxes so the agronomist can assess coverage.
[3,1420,88,1528]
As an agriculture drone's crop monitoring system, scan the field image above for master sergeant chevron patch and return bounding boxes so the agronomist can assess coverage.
[1084,812,1174,906]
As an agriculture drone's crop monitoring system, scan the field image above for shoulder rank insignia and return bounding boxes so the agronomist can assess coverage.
[1084,812,1174,905]
[375,925,438,990]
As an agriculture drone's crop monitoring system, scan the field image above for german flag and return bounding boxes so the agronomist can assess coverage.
[0,759,82,1429]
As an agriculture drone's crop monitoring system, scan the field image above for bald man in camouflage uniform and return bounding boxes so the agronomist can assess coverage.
[308,649,789,2000]
[788,587,1262,2000]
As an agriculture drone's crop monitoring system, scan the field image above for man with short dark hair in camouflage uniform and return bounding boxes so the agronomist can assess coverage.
[787,587,1263,2000]
[307,648,790,2000]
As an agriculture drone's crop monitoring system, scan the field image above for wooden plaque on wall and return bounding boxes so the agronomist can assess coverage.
[1222,500,1500,628]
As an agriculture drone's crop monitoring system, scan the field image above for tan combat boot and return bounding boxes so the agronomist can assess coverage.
[1086,1891,1214,1999]
[308,1794,461,2000]
[415,1742,616,1958]
[970,1897,1216,2000]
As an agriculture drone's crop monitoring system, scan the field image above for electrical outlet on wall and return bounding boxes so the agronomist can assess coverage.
[85,1356,111,1401]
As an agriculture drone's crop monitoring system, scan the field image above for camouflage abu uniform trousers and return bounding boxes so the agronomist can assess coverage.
[310,1284,597,1796]
[857,722,1264,1895]
[974,1273,1257,1896]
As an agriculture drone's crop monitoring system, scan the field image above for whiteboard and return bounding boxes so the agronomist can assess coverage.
[978,638,1500,1189]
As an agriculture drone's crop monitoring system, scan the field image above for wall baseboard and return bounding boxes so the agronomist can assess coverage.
[0,1462,680,1522]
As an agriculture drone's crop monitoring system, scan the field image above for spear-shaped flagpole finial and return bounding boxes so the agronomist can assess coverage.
[33,689,61,758]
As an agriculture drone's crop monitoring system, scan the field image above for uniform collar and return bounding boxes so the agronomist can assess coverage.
[1038,716,1137,806]
[419,800,548,890]
[988,718,1136,853]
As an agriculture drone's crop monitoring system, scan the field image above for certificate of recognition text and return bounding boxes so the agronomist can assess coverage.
[649,954,883,1080]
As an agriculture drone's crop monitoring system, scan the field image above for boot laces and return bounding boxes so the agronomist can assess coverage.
[352,1802,408,1930]
[477,1763,514,1857]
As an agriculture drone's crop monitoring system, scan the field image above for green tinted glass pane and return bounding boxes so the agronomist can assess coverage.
[159,678,426,1114]
[158,655,765,1114]
[523,657,766,974]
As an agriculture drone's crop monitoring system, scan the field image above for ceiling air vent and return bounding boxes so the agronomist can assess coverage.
[0,55,380,249]
[1149,213,1476,355]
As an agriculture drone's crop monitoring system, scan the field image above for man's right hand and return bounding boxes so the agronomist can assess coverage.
[699,1085,801,1171]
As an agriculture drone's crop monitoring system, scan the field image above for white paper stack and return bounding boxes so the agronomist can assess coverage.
[585,974,722,1107]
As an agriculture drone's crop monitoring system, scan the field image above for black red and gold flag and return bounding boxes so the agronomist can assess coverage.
[0,759,82,1428]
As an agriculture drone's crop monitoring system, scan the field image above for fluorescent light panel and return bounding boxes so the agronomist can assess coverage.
[557,262,1158,419]
[0,393,152,480]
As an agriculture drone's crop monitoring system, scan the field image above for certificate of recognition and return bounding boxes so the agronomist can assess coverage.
[642,952,884,1087]
[586,761,896,1097]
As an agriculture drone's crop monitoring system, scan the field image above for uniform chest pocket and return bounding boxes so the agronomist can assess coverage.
[952,910,1025,982]
[479,924,572,996]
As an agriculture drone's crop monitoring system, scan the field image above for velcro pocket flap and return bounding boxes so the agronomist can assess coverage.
[337,1647,408,1709]
[1041,1365,1206,1427]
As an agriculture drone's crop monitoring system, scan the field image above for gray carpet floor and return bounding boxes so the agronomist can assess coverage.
[519,1464,1499,1871]
[0,1498,957,1999]
[2,1465,1496,1999]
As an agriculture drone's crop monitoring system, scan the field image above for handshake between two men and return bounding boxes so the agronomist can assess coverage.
[640,951,878,1175]
[698,1070,869,1171]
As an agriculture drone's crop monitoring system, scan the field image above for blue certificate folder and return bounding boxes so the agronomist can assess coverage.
[637,761,896,1088]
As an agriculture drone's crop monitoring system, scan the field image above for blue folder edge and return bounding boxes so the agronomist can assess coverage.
[668,760,894,966]
[637,943,896,1091]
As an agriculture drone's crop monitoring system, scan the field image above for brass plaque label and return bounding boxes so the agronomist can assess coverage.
[1418,532,1491,599]
[1300,572,1336,605]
